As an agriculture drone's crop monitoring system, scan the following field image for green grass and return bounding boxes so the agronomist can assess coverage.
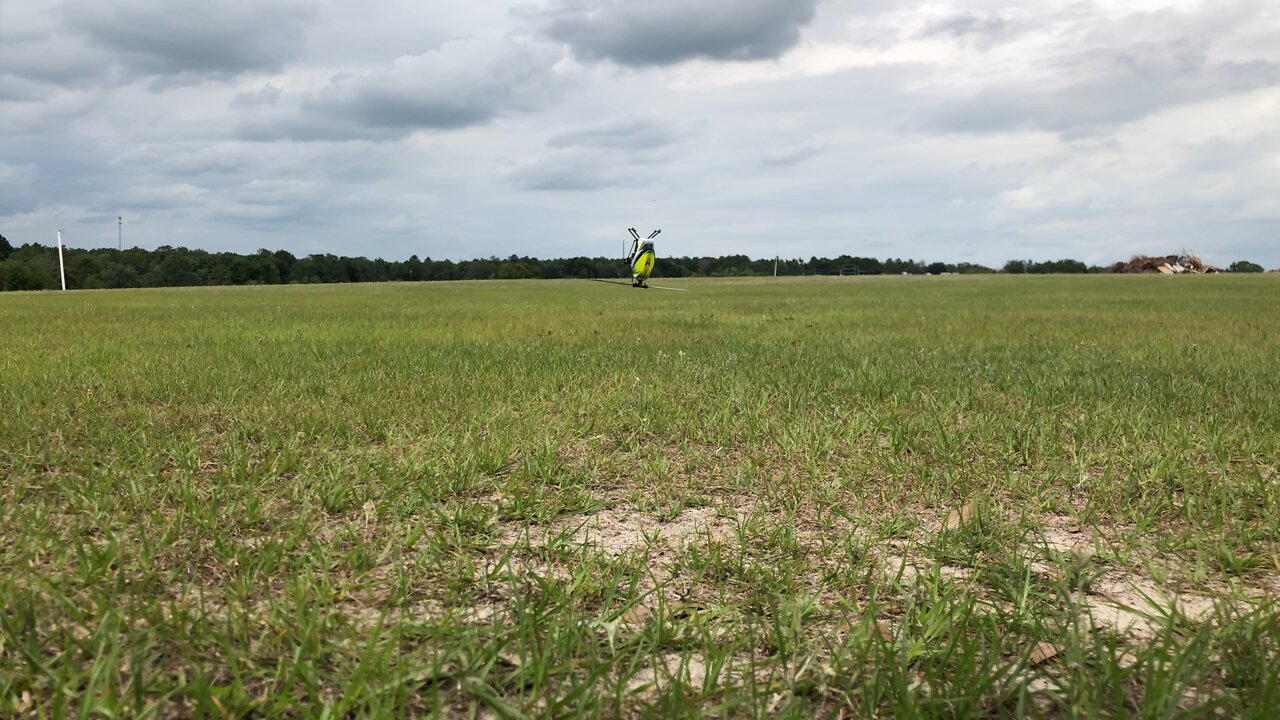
[2,275,1279,718]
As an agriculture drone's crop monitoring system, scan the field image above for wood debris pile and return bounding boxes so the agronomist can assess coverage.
[1109,254,1219,274]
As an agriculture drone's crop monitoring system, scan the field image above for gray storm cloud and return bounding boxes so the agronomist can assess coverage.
[538,0,820,66]
[63,0,318,79]
[920,12,1029,49]
[931,40,1280,136]
[510,154,648,192]
[548,121,679,150]
[239,38,565,141]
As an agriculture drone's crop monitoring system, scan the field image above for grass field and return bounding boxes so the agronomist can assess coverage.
[2,275,1279,718]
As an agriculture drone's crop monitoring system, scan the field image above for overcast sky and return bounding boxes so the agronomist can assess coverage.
[2,0,1277,267]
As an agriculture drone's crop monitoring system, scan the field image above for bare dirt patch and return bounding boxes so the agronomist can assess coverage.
[1084,573,1217,640]
[499,505,746,558]
[626,652,709,696]
[871,512,1265,645]
[1039,515,1096,556]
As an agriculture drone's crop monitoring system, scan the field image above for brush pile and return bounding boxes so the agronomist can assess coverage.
[1109,254,1219,274]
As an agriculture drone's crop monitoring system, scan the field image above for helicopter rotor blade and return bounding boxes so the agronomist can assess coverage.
[585,278,689,291]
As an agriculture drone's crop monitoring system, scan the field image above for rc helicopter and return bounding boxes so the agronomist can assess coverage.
[626,228,659,287]
[590,228,686,290]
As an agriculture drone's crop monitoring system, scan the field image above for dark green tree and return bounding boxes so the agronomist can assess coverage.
[270,250,296,281]
[0,259,56,290]
[89,261,143,288]
[144,250,199,287]
[496,262,538,279]
[0,238,1135,292]
[404,255,424,281]
[1229,260,1264,273]
[463,259,498,280]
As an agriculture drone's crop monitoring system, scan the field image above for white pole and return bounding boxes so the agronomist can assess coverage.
[56,229,66,290]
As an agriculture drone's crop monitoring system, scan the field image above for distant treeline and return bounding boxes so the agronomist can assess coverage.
[0,234,1264,292]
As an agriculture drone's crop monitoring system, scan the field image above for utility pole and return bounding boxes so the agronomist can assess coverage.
[118,216,122,251]
[774,256,779,277]
[56,229,67,290]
